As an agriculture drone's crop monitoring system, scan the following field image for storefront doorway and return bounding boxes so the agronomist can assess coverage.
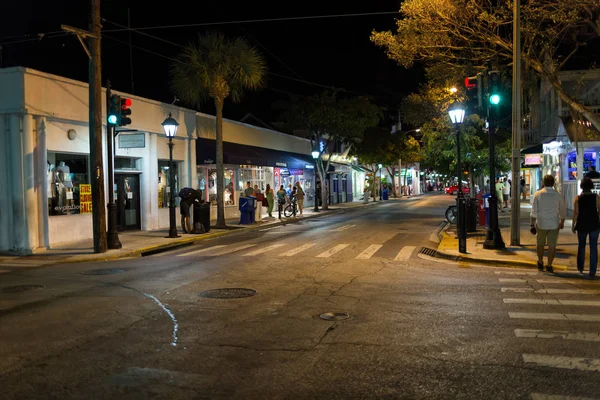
[116,174,141,231]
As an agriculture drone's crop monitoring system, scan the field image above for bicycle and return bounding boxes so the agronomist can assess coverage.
[445,193,470,224]
[283,197,298,218]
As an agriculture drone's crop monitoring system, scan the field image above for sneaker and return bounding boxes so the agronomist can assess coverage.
[546,266,554,273]
[537,261,544,271]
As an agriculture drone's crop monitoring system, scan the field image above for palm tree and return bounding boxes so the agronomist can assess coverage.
[171,32,266,228]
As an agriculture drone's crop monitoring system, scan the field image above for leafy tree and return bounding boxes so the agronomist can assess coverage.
[171,32,266,228]
[281,91,381,209]
[371,0,600,131]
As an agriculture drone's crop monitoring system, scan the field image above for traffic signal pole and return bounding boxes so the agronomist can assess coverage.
[106,81,122,249]
[89,0,107,253]
[510,0,522,246]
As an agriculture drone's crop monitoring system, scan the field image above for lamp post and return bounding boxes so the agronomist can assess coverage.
[448,103,467,254]
[378,163,383,200]
[162,113,180,238]
[312,150,320,212]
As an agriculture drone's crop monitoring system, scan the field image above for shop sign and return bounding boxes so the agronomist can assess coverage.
[79,184,92,214]
[543,141,569,156]
[289,168,304,175]
[334,165,350,174]
[275,162,287,167]
[305,164,314,169]
[118,133,145,149]
[524,153,542,165]
[203,158,214,164]
[280,168,290,177]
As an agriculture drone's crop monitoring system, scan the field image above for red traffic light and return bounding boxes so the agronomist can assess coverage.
[464,76,477,90]
[121,98,132,108]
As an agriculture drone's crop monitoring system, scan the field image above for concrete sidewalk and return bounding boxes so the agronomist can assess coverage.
[0,198,394,268]
[436,201,578,271]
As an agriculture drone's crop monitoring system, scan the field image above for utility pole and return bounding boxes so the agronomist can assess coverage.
[510,0,522,246]
[89,0,107,253]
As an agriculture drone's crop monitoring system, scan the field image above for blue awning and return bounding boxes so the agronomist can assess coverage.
[196,138,313,169]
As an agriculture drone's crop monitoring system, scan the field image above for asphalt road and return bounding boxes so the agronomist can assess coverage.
[1,193,600,399]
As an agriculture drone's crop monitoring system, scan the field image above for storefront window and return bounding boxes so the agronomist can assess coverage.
[566,151,596,180]
[208,168,235,206]
[158,160,179,208]
[47,152,90,216]
[238,166,266,192]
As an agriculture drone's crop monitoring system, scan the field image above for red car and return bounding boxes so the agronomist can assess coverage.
[445,185,470,195]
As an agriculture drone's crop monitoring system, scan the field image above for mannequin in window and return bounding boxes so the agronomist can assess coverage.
[55,161,74,212]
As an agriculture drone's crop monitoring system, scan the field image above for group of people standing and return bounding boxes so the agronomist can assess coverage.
[246,181,305,218]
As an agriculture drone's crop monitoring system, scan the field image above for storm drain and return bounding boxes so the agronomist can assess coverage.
[199,288,257,299]
[0,284,45,293]
[419,247,438,257]
[81,268,125,275]
[319,312,350,321]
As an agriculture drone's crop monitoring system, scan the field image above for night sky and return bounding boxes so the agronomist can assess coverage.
[1,1,422,124]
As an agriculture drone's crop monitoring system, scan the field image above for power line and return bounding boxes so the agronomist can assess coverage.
[102,18,185,48]
[0,32,70,46]
[102,11,401,32]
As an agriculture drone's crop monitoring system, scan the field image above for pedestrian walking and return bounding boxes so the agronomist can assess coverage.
[295,182,305,215]
[520,176,526,200]
[495,177,504,212]
[502,177,510,208]
[265,184,275,218]
[276,185,286,219]
[571,177,600,277]
[530,174,566,273]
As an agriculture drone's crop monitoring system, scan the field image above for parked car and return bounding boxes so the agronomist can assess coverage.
[445,185,470,195]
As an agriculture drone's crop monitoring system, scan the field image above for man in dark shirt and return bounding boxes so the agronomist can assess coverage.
[585,166,600,179]
[181,189,203,233]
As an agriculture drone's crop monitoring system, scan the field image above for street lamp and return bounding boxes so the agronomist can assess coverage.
[312,150,320,212]
[448,103,467,254]
[378,163,383,200]
[162,112,180,239]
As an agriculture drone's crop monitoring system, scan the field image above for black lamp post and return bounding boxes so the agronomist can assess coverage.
[378,163,383,200]
[448,103,467,253]
[312,150,320,212]
[162,113,180,238]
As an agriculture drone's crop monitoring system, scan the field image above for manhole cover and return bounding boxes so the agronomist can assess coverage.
[419,247,437,257]
[319,312,350,321]
[199,288,257,299]
[81,268,125,275]
[0,284,45,293]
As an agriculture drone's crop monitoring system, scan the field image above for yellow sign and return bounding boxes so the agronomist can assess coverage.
[80,184,92,214]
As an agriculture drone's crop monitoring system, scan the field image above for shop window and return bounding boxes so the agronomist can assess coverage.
[47,152,90,216]
[566,151,596,180]
[158,160,179,208]
[238,166,265,193]
[208,168,235,206]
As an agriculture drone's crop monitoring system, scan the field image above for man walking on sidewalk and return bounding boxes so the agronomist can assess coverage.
[530,175,566,273]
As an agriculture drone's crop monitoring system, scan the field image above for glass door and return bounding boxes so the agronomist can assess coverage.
[116,174,141,231]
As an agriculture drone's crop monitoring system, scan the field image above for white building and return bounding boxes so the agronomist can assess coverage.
[0,67,314,253]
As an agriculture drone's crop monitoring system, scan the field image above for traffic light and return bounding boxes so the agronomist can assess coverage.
[108,94,120,125]
[464,73,485,116]
[120,97,132,126]
[488,71,501,106]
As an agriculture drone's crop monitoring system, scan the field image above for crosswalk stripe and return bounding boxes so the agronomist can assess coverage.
[523,353,600,372]
[504,299,600,306]
[394,246,416,261]
[495,271,538,275]
[316,244,350,258]
[210,244,256,256]
[537,279,599,285]
[515,329,600,342]
[509,312,600,322]
[329,224,355,232]
[535,288,600,295]
[499,278,526,283]
[176,245,227,257]
[355,244,382,260]
[531,393,599,400]
[282,243,316,257]
[243,244,285,256]
[502,287,534,293]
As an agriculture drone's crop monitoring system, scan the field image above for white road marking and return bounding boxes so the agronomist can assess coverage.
[329,224,356,232]
[531,394,598,400]
[210,244,256,256]
[501,287,534,293]
[243,243,285,256]
[515,329,600,342]
[523,354,600,372]
[0,263,43,268]
[537,279,600,285]
[495,271,538,275]
[316,244,350,258]
[535,288,600,295]
[282,243,316,257]
[264,230,305,234]
[504,299,600,307]
[144,293,178,347]
[499,278,527,283]
[355,244,382,260]
[176,245,227,257]
[394,246,416,261]
[509,312,600,322]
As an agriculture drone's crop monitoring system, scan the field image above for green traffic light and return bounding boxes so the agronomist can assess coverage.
[108,115,118,124]
[490,94,500,105]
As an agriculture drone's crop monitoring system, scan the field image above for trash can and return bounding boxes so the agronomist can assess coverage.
[192,202,211,233]
[467,198,478,232]
[382,188,389,200]
[239,197,253,224]
[483,193,492,226]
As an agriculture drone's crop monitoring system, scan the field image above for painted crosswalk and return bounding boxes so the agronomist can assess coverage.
[515,329,600,342]
[355,244,383,260]
[282,243,316,257]
[394,246,416,261]
[523,354,600,372]
[316,244,350,258]
[243,243,285,256]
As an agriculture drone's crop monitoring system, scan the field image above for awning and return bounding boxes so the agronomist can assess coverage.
[327,162,352,174]
[351,165,367,173]
[196,138,313,169]
[521,144,543,154]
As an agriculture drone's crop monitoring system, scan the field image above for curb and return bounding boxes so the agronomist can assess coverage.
[36,201,384,265]
[429,221,448,244]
